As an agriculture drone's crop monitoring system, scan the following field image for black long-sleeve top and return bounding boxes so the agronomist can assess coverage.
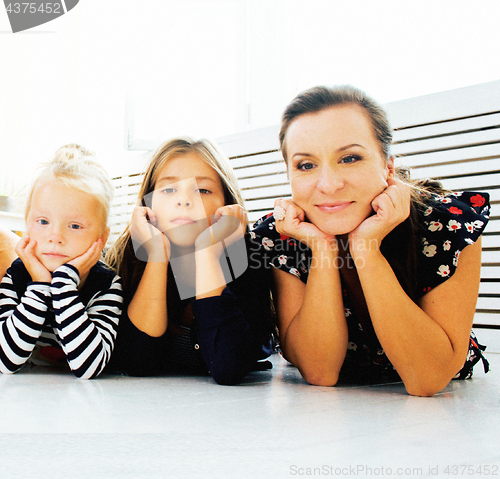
[109,235,274,385]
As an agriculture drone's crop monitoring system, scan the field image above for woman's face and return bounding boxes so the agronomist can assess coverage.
[285,104,394,236]
[150,153,226,247]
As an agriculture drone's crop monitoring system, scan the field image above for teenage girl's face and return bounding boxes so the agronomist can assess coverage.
[150,153,226,247]
[285,104,394,236]
[26,180,108,272]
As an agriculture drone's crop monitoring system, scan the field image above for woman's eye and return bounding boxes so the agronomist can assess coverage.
[339,155,361,164]
[297,162,315,171]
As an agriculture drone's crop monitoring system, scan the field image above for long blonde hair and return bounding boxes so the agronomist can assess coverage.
[105,137,244,294]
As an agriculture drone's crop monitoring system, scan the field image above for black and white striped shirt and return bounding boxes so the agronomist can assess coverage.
[0,259,123,379]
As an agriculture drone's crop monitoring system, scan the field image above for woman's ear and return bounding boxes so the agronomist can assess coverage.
[386,156,395,179]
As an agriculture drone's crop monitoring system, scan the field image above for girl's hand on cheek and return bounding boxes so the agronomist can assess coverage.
[349,178,411,259]
[130,206,170,261]
[195,204,247,252]
[274,199,336,252]
[15,236,52,283]
[68,239,104,280]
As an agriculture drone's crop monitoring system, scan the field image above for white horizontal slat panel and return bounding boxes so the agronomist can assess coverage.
[406,158,500,181]
[392,128,500,157]
[240,174,289,191]
[471,329,500,352]
[476,296,500,310]
[482,235,500,248]
[485,218,500,232]
[230,150,282,170]
[236,161,287,180]
[479,282,500,295]
[243,184,292,201]
[473,312,500,327]
[237,162,286,179]
[113,174,144,188]
[392,112,500,144]
[396,143,500,170]
[246,196,290,213]
[385,80,500,128]
[439,172,500,191]
[218,126,280,158]
[481,250,500,264]
[481,265,500,279]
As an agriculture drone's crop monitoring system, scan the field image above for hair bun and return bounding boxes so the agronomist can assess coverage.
[53,144,95,163]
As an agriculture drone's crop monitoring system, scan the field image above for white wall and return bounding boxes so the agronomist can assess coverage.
[1,0,500,206]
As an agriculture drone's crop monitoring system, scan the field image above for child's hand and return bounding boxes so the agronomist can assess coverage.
[15,236,52,283]
[349,178,411,259]
[68,239,104,280]
[195,205,247,252]
[273,199,336,252]
[130,206,170,262]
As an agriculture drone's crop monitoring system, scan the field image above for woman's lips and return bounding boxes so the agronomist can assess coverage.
[315,201,353,213]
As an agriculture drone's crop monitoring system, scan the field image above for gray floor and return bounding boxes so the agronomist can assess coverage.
[0,350,499,479]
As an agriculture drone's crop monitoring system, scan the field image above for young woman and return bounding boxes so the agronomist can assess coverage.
[252,85,489,396]
[107,138,273,385]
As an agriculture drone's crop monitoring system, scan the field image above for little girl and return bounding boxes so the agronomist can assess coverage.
[106,137,273,384]
[0,144,123,379]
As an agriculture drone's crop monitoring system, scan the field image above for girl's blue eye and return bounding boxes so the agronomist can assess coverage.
[70,224,82,230]
[197,189,211,194]
[162,188,176,194]
[297,162,315,171]
[37,219,49,225]
[340,155,361,164]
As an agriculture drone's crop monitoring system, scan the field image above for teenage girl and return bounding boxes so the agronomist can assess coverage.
[107,138,273,384]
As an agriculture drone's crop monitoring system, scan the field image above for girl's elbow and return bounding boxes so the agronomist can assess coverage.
[210,367,244,386]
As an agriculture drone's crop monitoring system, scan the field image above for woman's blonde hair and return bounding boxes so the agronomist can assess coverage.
[106,137,244,287]
[25,144,114,232]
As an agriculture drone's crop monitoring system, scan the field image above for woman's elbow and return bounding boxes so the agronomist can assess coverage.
[300,367,339,387]
[404,383,441,397]
[403,374,453,397]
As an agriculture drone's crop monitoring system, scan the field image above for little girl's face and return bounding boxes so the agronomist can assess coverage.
[150,153,226,247]
[26,180,108,272]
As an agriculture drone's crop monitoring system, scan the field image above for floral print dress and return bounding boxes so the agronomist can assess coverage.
[251,191,490,384]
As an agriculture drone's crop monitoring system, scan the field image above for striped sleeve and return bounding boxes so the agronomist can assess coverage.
[0,273,51,374]
[51,265,123,379]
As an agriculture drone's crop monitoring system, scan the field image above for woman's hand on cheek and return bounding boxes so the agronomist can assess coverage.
[130,206,170,261]
[15,236,52,283]
[349,178,411,260]
[274,199,335,252]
